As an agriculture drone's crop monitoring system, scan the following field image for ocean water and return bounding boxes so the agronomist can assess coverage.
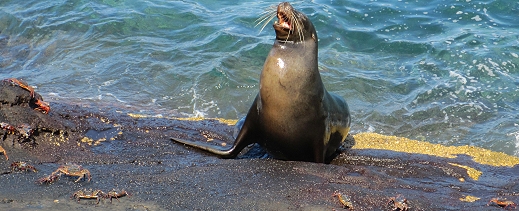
[1,0,518,156]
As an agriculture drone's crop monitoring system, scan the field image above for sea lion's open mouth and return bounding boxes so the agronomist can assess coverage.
[275,2,294,32]
[270,2,315,43]
[277,11,291,31]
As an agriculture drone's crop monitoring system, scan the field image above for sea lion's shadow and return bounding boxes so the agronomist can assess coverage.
[341,133,356,150]
[327,134,355,163]
[236,143,269,159]
[236,134,356,163]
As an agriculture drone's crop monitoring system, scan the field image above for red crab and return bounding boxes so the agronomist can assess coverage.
[71,189,106,204]
[104,189,130,202]
[488,198,517,210]
[387,194,409,211]
[37,163,91,184]
[3,78,34,98]
[11,161,37,172]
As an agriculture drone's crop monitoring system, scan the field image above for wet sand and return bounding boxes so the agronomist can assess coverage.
[1,82,518,210]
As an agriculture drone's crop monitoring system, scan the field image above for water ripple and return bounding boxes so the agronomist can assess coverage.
[0,0,518,155]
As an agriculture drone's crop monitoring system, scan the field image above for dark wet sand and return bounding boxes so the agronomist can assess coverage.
[1,83,518,211]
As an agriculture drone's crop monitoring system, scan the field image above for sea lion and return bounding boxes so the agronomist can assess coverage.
[172,2,351,163]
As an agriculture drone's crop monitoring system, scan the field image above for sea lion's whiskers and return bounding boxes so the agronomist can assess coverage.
[256,13,276,34]
[284,19,292,42]
[255,13,276,33]
[255,6,277,34]
[255,11,274,26]
[257,5,276,16]
[287,12,302,43]
[280,11,290,42]
[255,10,275,24]
[292,13,304,43]
[285,13,294,42]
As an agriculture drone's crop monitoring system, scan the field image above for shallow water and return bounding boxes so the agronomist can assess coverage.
[0,0,518,156]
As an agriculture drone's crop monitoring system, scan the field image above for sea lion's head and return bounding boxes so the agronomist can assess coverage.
[273,2,317,43]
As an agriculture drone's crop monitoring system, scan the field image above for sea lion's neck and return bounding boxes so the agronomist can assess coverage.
[259,38,323,104]
[257,37,324,130]
[273,37,318,50]
[270,39,318,73]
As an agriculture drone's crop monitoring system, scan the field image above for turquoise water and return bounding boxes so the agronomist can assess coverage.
[1,0,518,156]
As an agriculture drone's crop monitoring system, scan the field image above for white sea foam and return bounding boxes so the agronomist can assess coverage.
[188,84,220,118]
[476,63,496,77]
[510,124,519,156]
[449,71,467,84]
[367,125,375,133]
[104,93,127,103]
[471,15,482,21]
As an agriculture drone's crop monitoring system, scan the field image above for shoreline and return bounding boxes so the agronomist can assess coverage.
[1,83,518,210]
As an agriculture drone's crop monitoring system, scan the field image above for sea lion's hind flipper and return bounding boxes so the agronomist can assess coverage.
[171,118,258,159]
[171,137,237,158]
[173,95,261,159]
